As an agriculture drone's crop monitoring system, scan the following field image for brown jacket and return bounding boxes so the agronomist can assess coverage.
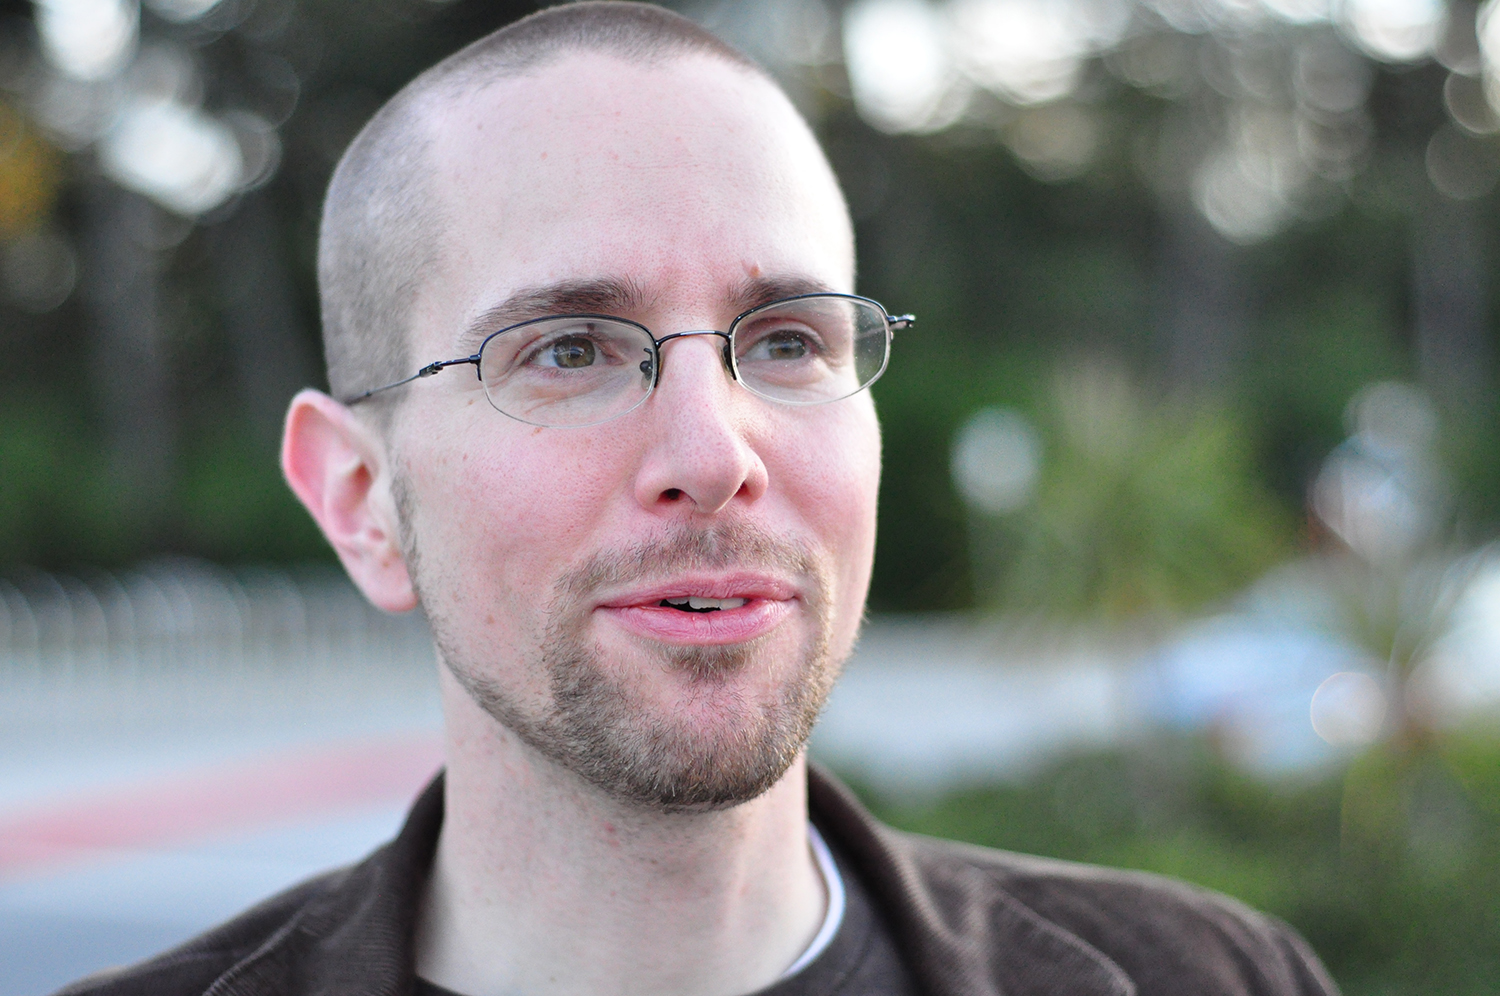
[57,766,1338,996]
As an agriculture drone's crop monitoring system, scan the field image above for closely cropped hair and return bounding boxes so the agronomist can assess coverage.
[317,2,766,415]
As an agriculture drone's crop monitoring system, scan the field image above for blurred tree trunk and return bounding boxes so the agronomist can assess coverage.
[81,184,174,537]
[211,193,317,445]
[1412,197,1492,409]
[1156,205,1249,392]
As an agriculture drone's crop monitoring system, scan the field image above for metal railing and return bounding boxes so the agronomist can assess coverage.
[0,559,437,734]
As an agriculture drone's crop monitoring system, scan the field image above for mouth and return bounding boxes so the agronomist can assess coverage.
[595,576,797,646]
[657,596,748,613]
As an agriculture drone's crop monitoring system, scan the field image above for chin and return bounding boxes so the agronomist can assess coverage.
[445,625,837,812]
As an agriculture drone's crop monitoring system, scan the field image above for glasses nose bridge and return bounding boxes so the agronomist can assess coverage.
[649,329,735,387]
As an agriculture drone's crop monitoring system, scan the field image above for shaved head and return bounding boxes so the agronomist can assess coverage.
[288,0,874,822]
[317,2,774,414]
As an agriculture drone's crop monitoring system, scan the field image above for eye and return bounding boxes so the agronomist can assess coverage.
[545,335,597,369]
[738,325,820,363]
[759,332,808,361]
[515,327,622,371]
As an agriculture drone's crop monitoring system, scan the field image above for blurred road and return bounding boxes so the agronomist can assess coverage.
[0,653,442,994]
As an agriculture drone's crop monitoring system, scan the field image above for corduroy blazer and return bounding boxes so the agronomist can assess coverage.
[55,766,1339,996]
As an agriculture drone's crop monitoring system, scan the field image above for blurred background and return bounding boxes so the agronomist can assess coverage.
[3,0,1500,991]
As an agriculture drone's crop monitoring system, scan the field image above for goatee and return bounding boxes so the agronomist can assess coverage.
[434,521,839,811]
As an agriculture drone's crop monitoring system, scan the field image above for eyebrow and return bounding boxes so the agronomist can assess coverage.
[457,272,841,353]
[725,274,837,314]
[459,277,651,353]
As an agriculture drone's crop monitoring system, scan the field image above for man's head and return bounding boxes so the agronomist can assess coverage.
[317,2,773,413]
[283,2,879,811]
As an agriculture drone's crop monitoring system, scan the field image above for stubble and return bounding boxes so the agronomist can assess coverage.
[429,522,841,811]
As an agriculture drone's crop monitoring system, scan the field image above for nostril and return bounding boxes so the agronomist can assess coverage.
[662,488,683,501]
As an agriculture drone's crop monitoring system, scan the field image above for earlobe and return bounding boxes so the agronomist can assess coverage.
[281,389,418,613]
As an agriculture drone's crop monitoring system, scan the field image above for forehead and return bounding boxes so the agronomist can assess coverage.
[415,52,853,340]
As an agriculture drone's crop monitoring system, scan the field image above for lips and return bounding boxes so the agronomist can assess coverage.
[595,574,797,645]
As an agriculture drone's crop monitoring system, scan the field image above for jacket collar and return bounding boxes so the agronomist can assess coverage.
[807,765,1133,996]
[197,767,1131,996]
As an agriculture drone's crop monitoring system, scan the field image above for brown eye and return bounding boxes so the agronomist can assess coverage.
[762,332,808,361]
[549,336,596,368]
[739,329,813,364]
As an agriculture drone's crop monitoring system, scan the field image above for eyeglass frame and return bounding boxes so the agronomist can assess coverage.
[340,291,915,427]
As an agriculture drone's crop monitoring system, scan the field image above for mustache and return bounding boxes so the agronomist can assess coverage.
[552,520,824,606]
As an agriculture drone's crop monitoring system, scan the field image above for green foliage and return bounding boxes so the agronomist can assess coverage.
[842,118,1500,615]
[855,730,1500,996]
[996,365,1293,624]
[1246,284,1409,505]
[1443,399,1500,530]
[178,421,329,564]
[0,390,132,565]
[870,342,1048,611]
[3,3,1498,611]
[0,388,330,568]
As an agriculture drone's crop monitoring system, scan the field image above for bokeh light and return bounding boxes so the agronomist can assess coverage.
[34,0,137,81]
[1340,0,1446,62]
[843,0,960,133]
[1310,671,1387,745]
[951,407,1042,515]
[100,100,242,216]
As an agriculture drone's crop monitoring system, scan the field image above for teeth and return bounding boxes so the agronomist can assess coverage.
[660,596,748,611]
[689,597,747,610]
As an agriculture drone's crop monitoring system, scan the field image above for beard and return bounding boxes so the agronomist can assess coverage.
[425,521,841,812]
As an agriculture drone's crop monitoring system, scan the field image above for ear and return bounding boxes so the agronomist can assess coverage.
[281,389,418,613]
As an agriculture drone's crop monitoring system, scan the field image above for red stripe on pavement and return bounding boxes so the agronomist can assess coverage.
[0,734,444,878]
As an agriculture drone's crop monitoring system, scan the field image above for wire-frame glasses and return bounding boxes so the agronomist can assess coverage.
[342,293,914,429]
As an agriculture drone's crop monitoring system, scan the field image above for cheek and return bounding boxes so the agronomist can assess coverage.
[769,401,881,603]
[402,419,632,628]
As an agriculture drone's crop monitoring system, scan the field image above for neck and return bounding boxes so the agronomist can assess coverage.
[415,667,827,996]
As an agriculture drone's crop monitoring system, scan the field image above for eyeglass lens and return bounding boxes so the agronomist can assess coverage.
[476,295,891,428]
[730,295,889,406]
[477,316,656,427]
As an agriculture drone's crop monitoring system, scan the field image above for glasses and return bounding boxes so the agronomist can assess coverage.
[342,293,914,428]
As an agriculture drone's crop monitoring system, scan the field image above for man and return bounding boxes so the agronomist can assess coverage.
[62,4,1337,995]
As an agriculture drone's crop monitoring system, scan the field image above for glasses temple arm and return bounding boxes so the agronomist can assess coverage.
[887,314,915,333]
[339,355,480,406]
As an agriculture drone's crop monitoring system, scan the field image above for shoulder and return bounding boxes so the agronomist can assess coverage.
[900,830,1338,996]
[806,766,1338,996]
[49,867,349,996]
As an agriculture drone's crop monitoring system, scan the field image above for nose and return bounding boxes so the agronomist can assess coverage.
[631,333,768,516]
[650,329,733,374]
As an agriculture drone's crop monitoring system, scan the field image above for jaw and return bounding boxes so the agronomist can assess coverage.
[460,585,840,811]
